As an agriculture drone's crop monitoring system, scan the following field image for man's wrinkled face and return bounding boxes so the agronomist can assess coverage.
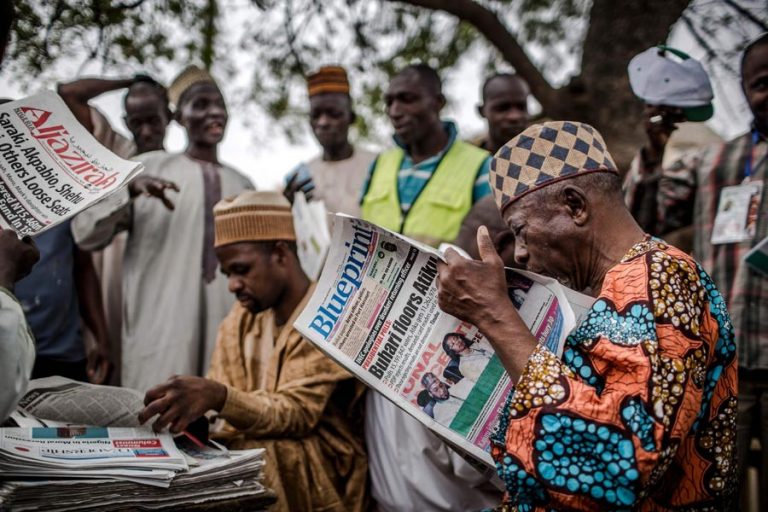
[124,90,169,154]
[446,335,469,355]
[481,77,529,146]
[503,191,580,289]
[427,377,450,401]
[216,242,282,314]
[743,42,768,134]
[177,82,228,147]
[309,93,353,150]
[384,71,442,146]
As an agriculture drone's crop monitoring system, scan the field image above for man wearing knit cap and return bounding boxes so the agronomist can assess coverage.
[284,65,374,216]
[72,64,253,392]
[437,120,737,510]
[139,191,368,512]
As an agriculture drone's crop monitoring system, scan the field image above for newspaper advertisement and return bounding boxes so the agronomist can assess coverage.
[0,91,144,237]
[15,377,143,428]
[295,214,590,465]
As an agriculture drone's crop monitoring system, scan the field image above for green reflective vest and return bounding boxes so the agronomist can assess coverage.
[361,141,489,247]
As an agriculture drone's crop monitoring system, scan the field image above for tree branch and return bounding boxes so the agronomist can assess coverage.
[114,0,147,8]
[681,13,738,76]
[723,0,768,33]
[388,0,558,111]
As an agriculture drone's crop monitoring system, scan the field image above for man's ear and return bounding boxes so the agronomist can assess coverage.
[561,185,589,226]
[349,109,357,124]
[476,103,485,119]
[436,93,447,112]
[273,241,293,265]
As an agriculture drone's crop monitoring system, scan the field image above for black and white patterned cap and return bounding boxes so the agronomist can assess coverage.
[490,121,618,212]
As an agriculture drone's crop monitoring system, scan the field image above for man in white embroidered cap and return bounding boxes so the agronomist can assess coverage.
[72,65,253,392]
[436,120,737,510]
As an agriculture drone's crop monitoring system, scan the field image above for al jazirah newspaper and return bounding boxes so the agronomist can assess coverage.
[294,214,594,466]
[0,91,143,237]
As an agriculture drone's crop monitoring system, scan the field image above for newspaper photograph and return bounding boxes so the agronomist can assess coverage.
[0,91,144,237]
[295,214,592,465]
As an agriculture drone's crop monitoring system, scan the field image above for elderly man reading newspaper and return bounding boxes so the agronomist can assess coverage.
[436,121,738,510]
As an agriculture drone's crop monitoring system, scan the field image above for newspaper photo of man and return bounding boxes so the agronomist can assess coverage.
[419,372,474,426]
[441,332,494,383]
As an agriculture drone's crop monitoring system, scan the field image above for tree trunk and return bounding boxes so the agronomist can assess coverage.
[571,0,692,167]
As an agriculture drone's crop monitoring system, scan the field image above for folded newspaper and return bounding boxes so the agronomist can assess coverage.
[0,378,274,510]
[294,214,594,466]
[0,91,144,237]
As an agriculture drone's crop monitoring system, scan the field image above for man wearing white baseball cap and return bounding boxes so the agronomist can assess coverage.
[624,34,768,510]
[623,45,715,237]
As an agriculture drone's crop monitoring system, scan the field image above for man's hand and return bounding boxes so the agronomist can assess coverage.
[138,376,227,434]
[283,172,314,204]
[437,226,510,330]
[437,226,538,382]
[642,105,685,169]
[0,229,40,290]
[86,342,112,385]
[128,175,179,210]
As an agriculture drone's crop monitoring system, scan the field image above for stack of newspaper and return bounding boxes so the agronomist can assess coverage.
[0,378,274,511]
[0,441,270,511]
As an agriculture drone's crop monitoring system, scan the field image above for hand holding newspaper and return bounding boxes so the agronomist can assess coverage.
[294,214,594,466]
[0,92,144,237]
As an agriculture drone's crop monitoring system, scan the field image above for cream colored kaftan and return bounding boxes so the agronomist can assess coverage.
[71,151,253,392]
[0,287,35,421]
[207,284,368,512]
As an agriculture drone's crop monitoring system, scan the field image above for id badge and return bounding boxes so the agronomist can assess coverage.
[711,180,763,245]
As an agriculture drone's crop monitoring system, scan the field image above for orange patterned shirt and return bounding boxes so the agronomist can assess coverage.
[491,239,737,511]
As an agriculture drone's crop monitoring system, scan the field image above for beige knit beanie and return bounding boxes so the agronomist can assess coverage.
[213,191,296,248]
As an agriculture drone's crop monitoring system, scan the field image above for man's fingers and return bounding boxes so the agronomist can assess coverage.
[159,193,175,211]
[477,226,502,265]
[166,181,180,192]
[143,383,171,405]
[442,247,464,264]
[152,407,181,433]
[138,397,170,425]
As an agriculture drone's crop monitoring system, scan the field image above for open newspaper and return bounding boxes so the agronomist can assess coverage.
[0,91,144,237]
[294,214,594,466]
[12,376,144,428]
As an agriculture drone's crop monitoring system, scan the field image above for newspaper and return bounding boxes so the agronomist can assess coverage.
[14,377,144,428]
[0,439,272,511]
[294,214,593,466]
[292,191,331,280]
[0,91,144,237]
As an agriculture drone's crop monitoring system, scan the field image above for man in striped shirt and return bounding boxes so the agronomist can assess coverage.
[625,33,768,509]
[360,63,502,511]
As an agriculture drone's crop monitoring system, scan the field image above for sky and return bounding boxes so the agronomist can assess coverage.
[0,3,758,191]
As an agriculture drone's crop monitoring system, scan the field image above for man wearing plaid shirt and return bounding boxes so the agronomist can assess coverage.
[625,34,768,507]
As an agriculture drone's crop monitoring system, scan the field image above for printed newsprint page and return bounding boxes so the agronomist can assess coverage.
[0,91,143,237]
[295,214,593,466]
[13,377,144,428]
